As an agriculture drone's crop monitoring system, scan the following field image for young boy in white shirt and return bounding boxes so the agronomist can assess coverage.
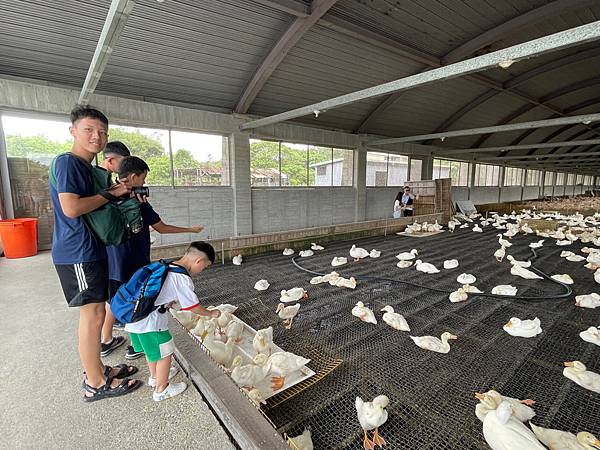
[124,241,220,401]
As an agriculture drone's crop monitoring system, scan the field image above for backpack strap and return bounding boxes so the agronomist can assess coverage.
[159,259,191,277]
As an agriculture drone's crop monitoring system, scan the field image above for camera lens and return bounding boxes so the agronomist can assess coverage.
[132,186,149,197]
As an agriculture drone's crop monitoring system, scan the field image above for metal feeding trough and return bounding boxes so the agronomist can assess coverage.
[180,228,599,449]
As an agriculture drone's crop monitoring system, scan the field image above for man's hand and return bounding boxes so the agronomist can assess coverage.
[190,225,204,233]
[106,182,130,198]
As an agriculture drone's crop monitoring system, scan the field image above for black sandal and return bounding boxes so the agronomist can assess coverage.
[111,363,139,378]
[82,376,142,403]
[82,365,138,389]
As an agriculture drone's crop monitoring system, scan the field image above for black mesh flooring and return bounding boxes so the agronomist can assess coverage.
[192,227,600,449]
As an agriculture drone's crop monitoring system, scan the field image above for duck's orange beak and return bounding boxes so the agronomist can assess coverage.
[504,321,512,327]
[474,392,485,401]
[564,361,575,367]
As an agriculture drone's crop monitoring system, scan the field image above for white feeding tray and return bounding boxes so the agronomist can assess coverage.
[172,311,315,400]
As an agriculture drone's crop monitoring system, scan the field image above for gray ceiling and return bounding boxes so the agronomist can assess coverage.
[1,0,600,168]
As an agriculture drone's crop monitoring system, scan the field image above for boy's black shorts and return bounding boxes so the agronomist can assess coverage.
[54,260,108,307]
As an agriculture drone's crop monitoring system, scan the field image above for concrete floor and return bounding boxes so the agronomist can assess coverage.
[0,251,235,450]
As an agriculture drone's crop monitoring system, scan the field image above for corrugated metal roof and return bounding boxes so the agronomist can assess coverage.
[0,0,108,88]
[0,0,599,154]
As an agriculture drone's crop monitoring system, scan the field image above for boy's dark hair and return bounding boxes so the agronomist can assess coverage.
[187,241,215,264]
[118,156,150,178]
[70,105,108,126]
[104,141,131,157]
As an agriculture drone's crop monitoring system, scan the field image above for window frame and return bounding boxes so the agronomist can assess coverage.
[366,151,410,187]
[503,167,524,187]
[250,138,354,188]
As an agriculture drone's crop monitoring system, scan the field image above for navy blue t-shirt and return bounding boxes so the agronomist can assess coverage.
[107,202,161,283]
[50,153,107,264]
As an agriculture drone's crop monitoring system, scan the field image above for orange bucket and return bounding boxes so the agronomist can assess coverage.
[0,218,38,259]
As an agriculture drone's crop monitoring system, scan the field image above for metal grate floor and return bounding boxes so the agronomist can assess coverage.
[193,226,600,449]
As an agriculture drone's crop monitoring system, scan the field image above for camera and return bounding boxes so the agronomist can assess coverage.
[131,186,150,197]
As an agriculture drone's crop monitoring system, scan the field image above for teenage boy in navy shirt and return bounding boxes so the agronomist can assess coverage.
[50,105,140,402]
[105,155,205,359]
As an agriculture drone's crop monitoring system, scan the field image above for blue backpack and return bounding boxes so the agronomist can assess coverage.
[110,259,190,324]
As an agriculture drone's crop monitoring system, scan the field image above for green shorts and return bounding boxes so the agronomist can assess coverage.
[129,330,174,363]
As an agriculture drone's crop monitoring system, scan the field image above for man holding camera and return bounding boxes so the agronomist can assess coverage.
[105,155,205,360]
[50,106,141,402]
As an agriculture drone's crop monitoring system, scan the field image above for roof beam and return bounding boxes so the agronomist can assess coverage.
[355,2,599,133]
[240,21,600,131]
[440,139,600,155]
[473,149,600,161]
[78,0,135,104]
[442,0,596,64]
[370,112,600,145]
[234,0,338,114]
[250,0,309,17]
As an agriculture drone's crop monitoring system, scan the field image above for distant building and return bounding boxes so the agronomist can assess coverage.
[250,168,290,186]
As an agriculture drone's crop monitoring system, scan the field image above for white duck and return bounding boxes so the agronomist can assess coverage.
[310,242,324,251]
[369,249,381,258]
[299,249,314,257]
[529,240,544,249]
[380,306,410,331]
[350,245,369,261]
[449,287,468,303]
[575,293,600,308]
[356,395,389,450]
[530,423,600,450]
[203,322,236,368]
[595,269,600,285]
[172,309,201,330]
[494,246,507,262]
[233,254,243,265]
[580,326,600,346]
[415,260,440,274]
[276,303,301,329]
[567,254,586,262]
[331,276,357,289]
[280,288,308,303]
[283,248,294,256]
[457,273,476,284]
[253,326,273,355]
[448,221,456,232]
[480,400,546,450]
[463,284,484,294]
[473,224,483,233]
[191,316,209,339]
[246,388,266,406]
[443,259,459,269]
[331,256,347,267]
[208,304,238,314]
[225,320,244,344]
[491,285,518,296]
[230,354,269,389]
[511,265,543,280]
[497,234,513,247]
[287,429,314,450]
[396,249,418,261]
[396,260,413,268]
[410,332,457,354]
[265,351,311,390]
[352,301,377,324]
[563,361,600,393]
[551,274,574,284]
[503,317,542,338]
[556,240,572,246]
[507,255,531,268]
[587,252,600,265]
[254,279,270,291]
[474,390,535,423]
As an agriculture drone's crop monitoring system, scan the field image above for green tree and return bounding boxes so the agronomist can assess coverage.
[173,148,200,169]
[145,155,172,186]
[5,135,71,157]
[108,127,165,159]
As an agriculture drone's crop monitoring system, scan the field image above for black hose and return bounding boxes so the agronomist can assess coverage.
[291,245,573,303]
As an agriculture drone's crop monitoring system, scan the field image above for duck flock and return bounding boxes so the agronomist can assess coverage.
[174,208,600,450]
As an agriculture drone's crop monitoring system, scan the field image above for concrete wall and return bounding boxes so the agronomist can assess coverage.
[554,185,566,196]
[543,185,554,196]
[251,188,355,234]
[522,186,540,200]
[149,187,234,246]
[499,186,522,202]
[451,187,469,202]
[469,187,500,205]
[365,188,401,220]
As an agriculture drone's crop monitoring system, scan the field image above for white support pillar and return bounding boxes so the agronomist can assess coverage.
[354,147,367,222]
[0,115,14,219]
[230,133,252,236]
